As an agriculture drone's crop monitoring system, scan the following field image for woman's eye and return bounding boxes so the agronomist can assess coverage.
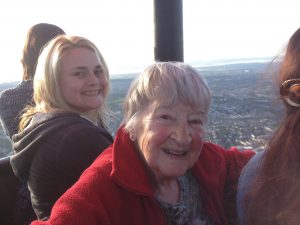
[94,68,103,76]
[74,71,85,77]
[189,119,203,125]
[160,114,173,121]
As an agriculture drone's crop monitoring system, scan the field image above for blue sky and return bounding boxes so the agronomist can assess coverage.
[0,0,299,83]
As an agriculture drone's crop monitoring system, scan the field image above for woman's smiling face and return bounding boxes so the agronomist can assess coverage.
[134,100,206,182]
[58,47,108,113]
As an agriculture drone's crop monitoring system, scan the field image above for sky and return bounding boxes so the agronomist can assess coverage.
[0,0,300,83]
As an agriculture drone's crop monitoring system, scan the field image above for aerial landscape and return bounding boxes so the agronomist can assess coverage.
[0,61,283,158]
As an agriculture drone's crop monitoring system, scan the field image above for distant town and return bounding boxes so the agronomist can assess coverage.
[0,61,283,158]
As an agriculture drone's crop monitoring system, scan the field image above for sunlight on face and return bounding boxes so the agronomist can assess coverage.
[135,101,206,183]
[59,47,108,113]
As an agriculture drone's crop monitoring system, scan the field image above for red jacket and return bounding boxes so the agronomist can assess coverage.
[31,127,254,225]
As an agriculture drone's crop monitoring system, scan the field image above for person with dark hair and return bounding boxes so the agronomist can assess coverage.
[237,27,300,225]
[10,35,113,221]
[0,23,65,139]
[30,62,254,225]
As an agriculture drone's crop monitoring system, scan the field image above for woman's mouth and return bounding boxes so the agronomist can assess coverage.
[82,89,101,96]
[163,148,188,157]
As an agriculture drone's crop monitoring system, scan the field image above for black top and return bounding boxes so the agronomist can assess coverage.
[10,112,113,220]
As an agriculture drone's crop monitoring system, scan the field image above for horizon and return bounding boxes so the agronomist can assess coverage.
[0,57,272,85]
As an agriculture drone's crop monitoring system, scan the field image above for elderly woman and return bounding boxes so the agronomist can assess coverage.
[31,62,254,225]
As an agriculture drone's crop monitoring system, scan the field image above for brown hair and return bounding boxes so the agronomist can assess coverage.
[21,23,65,80]
[246,27,300,225]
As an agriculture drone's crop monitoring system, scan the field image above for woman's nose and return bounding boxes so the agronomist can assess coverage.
[87,72,100,85]
[171,121,192,146]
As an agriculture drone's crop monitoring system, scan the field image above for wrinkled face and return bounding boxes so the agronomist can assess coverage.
[59,47,107,113]
[134,101,205,182]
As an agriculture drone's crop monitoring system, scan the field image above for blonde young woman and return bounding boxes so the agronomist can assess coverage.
[10,35,113,220]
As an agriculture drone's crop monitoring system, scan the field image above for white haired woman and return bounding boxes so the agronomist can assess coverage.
[31,62,254,225]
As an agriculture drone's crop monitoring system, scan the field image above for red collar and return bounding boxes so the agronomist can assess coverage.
[111,127,155,197]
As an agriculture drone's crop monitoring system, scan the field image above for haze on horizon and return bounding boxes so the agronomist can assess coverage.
[0,0,299,84]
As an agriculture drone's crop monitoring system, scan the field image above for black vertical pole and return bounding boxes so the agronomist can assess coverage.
[154,0,184,62]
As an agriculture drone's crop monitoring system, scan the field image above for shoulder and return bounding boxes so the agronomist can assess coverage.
[47,119,113,158]
[60,120,113,144]
[36,112,112,141]
[57,119,112,159]
[201,142,226,158]
[0,81,33,107]
[0,81,33,97]
[237,151,264,224]
[32,113,113,159]
[30,119,113,182]
[239,151,264,186]
[201,142,255,161]
[199,142,255,181]
[0,87,14,104]
[197,142,229,171]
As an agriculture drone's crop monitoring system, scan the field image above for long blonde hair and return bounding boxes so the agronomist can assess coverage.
[20,35,111,131]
